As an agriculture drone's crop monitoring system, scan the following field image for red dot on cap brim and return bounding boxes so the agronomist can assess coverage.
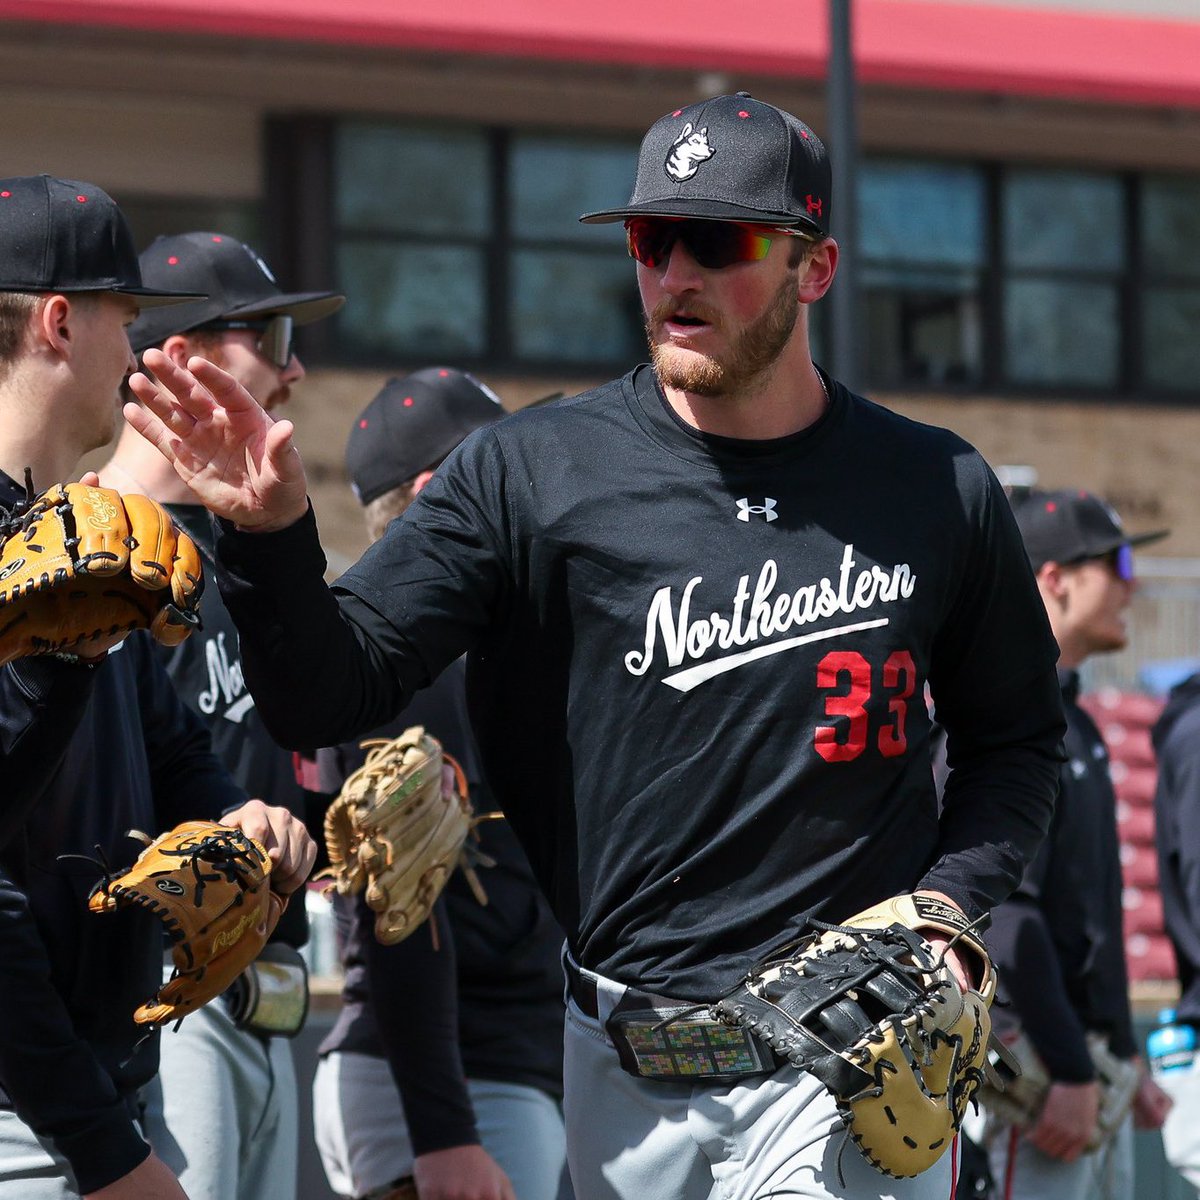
[403,397,414,407]
[167,256,179,265]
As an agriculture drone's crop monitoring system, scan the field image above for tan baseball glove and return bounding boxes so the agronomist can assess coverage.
[88,821,285,1026]
[322,726,494,946]
[0,478,202,665]
[714,894,1009,1179]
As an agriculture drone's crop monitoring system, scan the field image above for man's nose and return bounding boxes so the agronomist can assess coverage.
[281,354,306,387]
[658,239,705,293]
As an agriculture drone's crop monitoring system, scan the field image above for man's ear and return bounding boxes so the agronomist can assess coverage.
[798,238,839,305]
[160,334,193,368]
[409,468,438,499]
[37,294,72,358]
[1037,560,1069,602]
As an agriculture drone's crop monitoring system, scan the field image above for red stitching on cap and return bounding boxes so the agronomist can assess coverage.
[738,110,749,118]
[672,109,682,117]
[0,191,10,198]
[801,130,810,139]
[76,195,87,202]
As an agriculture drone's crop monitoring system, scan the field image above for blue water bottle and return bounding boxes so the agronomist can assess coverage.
[1146,1007,1197,1076]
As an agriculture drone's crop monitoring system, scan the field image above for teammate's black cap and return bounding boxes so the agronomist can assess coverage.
[1013,488,1169,570]
[346,367,506,505]
[0,176,205,308]
[579,93,831,237]
[129,232,345,352]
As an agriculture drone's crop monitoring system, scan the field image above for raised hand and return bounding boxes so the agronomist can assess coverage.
[126,349,309,533]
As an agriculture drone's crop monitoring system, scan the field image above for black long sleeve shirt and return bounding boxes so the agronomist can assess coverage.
[0,470,248,1193]
[217,368,1065,999]
[985,668,1136,1081]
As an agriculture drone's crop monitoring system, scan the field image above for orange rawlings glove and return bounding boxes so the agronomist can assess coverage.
[89,821,286,1025]
[0,478,202,664]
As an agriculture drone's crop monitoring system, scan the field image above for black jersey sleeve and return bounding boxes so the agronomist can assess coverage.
[0,861,151,1191]
[0,658,99,847]
[216,430,511,752]
[922,457,1065,918]
[363,902,480,1156]
[986,897,1095,1082]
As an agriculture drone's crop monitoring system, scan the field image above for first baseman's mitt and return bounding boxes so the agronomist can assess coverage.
[0,477,202,665]
[88,821,285,1026]
[322,726,494,946]
[978,1029,1139,1151]
[714,893,1009,1179]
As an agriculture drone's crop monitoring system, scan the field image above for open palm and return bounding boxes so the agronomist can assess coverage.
[126,348,309,532]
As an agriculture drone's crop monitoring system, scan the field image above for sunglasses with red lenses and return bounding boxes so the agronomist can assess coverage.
[625,217,804,270]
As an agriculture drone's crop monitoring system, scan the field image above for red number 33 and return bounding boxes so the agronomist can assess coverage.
[814,649,916,763]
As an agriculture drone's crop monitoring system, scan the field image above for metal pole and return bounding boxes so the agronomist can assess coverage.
[827,0,861,391]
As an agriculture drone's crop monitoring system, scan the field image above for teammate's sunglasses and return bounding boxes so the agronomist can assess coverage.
[196,314,295,369]
[624,217,807,270]
[1070,543,1135,582]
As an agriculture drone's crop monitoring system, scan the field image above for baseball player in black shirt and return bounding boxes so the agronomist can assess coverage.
[126,94,1065,1199]
[976,490,1171,1199]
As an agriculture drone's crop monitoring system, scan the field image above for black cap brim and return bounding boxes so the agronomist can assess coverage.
[1128,529,1171,549]
[115,286,208,309]
[580,197,823,235]
[221,291,345,326]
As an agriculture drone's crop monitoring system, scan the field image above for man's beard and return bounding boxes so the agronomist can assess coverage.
[647,275,800,398]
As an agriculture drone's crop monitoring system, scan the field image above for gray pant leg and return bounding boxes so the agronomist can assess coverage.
[1160,1061,1200,1194]
[563,997,953,1200]
[985,1117,1134,1200]
[144,991,298,1200]
[0,1109,80,1199]
[468,1079,567,1200]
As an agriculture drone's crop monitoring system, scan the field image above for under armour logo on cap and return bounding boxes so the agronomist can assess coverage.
[736,498,778,522]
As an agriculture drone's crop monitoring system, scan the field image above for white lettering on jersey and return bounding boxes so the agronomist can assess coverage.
[197,631,256,723]
[623,543,915,692]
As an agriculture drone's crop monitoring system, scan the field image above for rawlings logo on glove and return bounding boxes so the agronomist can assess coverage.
[0,476,202,665]
[88,821,285,1026]
[713,893,1013,1179]
[322,726,496,946]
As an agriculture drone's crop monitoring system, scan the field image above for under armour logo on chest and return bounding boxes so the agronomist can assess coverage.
[736,498,778,522]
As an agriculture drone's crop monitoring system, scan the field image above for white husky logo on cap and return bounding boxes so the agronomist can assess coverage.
[665,123,714,183]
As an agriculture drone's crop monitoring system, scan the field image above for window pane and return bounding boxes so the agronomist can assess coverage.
[1004,171,1123,271]
[336,123,489,236]
[337,242,485,357]
[859,161,985,267]
[1144,287,1200,392]
[117,195,262,249]
[864,270,981,387]
[511,250,643,363]
[510,135,639,245]
[1143,178,1200,280]
[1004,280,1118,387]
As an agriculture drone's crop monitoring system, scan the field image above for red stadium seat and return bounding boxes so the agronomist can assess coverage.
[1116,802,1156,847]
[1120,842,1159,889]
[1099,724,1157,769]
[1123,886,1166,935]
[1113,765,1158,808]
[1082,689,1164,729]
[1125,932,1177,982]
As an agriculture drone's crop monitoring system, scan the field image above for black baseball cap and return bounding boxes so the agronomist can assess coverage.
[1012,488,1169,570]
[129,232,345,352]
[579,93,831,237]
[346,368,506,505]
[0,176,204,308]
